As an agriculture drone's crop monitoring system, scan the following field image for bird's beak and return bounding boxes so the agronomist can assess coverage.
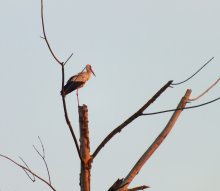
[91,68,96,77]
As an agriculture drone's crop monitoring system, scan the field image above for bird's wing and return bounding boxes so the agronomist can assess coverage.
[61,72,89,96]
[67,74,77,83]
[63,80,84,95]
[69,72,88,82]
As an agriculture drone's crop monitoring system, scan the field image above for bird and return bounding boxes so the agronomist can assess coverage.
[61,64,96,105]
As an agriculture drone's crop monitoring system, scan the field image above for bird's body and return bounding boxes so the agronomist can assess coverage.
[62,71,92,96]
[61,64,96,101]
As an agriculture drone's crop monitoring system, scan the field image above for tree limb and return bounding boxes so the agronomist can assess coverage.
[61,64,83,162]
[19,157,36,182]
[118,89,191,190]
[0,154,57,191]
[40,0,62,65]
[92,80,173,159]
[189,77,220,101]
[172,57,214,85]
[40,0,82,162]
[142,96,220,115]
[108,179,124,191]
[33,136,51,184]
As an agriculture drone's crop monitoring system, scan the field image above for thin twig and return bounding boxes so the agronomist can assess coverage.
[0,154,57,191]
[64,53,74,66]
[142,96,220,115]
[92,80,173,160]
[189,77,220,101]
[41,0,62,65]
[172,57,214,85]
[38,136,45,157]
[33,137,51,184]
[19,157,35,182]
[33,145,43,158]
[118,90,191,190]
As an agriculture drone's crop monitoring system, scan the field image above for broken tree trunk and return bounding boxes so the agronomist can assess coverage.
[79,105,92,191]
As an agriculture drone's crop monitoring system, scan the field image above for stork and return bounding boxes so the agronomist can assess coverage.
[61,64,96,105]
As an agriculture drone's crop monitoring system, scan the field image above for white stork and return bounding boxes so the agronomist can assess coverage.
[61,64,96,105]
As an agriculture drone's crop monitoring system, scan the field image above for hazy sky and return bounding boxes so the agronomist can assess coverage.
[0,0,219,191]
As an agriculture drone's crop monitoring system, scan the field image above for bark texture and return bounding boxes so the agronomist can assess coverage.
[79,105,91,191]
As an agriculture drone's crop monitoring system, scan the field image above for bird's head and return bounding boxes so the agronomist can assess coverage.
[86,64,96,77]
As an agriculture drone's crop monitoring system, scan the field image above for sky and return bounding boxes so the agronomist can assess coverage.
[0,0,219,191]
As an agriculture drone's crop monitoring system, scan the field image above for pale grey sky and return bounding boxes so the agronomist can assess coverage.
[0,0,219,191]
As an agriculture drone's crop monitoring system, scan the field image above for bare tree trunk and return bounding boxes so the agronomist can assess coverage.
[79,105,91,191]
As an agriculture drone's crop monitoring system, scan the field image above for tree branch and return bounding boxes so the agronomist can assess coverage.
[172,57,214,85]
[40,0,62,65]
[64,53,74,66]
[33,136,51,184]
[142,96,220,116]
[40,0,82,162]
[189,77,220,101]
[61,64,83,162]
[19,157,36,182]
[108,178,124,191]
[118,89,191,190]
[92,80,173,159]
[0,154,57,191]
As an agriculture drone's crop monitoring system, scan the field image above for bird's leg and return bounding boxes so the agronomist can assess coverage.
[76,89,80,106]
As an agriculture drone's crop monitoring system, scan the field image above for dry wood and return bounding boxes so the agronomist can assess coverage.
[189,77,220,101]
[79,105,91,191]
[108,179,124,191]
[117,89,192,191]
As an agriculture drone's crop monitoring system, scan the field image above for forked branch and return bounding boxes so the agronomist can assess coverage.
[92,80,173,159]
[142,76,220,115]
[0,154,57,191]
[40,0,82,162]
[172,57,214,85]
[19,156,36,182]
[61,64,83,162]
[117,89,191,190]
[33,136,51,184]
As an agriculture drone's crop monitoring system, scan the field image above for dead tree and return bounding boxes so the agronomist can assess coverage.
[0,1,219,191]
[79,105,92,191]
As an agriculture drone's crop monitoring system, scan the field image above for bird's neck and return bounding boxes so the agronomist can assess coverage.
[87,70,92,79]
